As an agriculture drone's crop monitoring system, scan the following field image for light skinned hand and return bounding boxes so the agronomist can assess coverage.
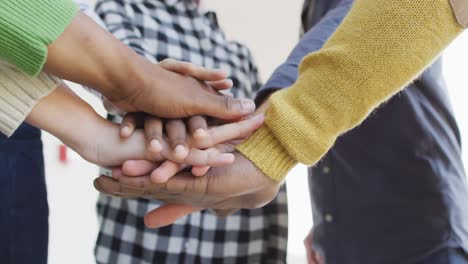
[26,84,165,167]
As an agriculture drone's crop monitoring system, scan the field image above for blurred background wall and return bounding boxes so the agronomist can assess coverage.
[43,1,468,263]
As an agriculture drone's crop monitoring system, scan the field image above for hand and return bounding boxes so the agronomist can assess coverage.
[304,230,324,264]
[93,152,281,228]
[44,13,255,120]
[118,114,264,182]
[118,57,251,162]
[104,58,234,119]
[120,100,269,182]
[26,83,158,167]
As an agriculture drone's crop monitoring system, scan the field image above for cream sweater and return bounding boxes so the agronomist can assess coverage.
[238,0,466,182]
[0,63,60,136]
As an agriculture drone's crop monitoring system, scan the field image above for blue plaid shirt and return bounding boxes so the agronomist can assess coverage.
[259,1,468,263]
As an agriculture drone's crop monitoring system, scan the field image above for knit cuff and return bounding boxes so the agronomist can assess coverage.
[0,0,78,76]
[0,64,61,136]
[236,125,297,182]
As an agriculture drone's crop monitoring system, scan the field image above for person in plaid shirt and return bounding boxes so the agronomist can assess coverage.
[93,0,288,263]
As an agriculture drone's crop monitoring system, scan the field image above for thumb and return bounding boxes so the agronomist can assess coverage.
[199,93,256,120]
[144,204,202,228]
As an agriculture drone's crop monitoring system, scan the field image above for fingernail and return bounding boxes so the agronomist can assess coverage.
[241,99,256,113]
[194,128,208,139]
[149,139,163,152]
[174,145,187,158]
[121,125,132,137]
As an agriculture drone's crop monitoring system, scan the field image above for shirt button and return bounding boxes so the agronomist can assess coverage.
[322,166,331,174]
[325,214,334,223]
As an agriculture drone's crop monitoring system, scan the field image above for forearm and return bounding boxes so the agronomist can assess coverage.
[42,12,154,103]
[0,0,78,76]
[238,0,464,181]
[26,83,99,150]
[26,84,148,167]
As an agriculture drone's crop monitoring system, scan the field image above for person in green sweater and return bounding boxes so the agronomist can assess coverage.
[94,0,468,233]
[0,0,256,133]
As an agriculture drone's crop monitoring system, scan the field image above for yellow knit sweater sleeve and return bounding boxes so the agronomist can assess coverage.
[237,0,464,182]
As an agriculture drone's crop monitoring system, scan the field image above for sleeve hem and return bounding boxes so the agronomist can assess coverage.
[0,0,79,76]
[0,64,60,136]
[236,125,297,182]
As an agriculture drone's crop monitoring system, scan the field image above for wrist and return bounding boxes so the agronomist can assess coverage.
[98,46,146,104]
[43,12,147,107]
[58,101,107,159]
[102,53,165,113]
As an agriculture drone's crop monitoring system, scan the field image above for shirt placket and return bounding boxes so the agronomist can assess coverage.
[311,153,339,263]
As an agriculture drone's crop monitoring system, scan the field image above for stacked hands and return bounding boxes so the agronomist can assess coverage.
[87,59,281,228]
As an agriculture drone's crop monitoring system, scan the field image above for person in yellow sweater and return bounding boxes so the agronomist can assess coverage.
[93,0,468,260]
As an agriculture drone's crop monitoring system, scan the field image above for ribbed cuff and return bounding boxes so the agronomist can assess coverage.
[0,63,61,136]
[236,125,297,182]
[0,0,78,76]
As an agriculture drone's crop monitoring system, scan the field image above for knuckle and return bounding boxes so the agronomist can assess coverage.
[122,113,134,121]
[184,62,195,73]
[239,120,254,133]
[146,130,163,139]
[183,154,194,165]
[190,116,206,128]
[223,96,235,111]
[160,58,174,66]
[148,151,163,161]
[193,137,210,149]
[234,125,244,138]
[144,116,162,124]
[215,144,230,154]
[166,120,184,130]
[170,137,186,145]
[220,96,235,112]
[188,151,208,166]
[206,151,217,163]
[165,121,175,130]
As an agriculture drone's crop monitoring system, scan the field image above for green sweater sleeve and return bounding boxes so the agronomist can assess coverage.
[0,0,78,76]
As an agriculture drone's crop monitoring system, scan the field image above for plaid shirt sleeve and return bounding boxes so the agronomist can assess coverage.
[95,0,156,63]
